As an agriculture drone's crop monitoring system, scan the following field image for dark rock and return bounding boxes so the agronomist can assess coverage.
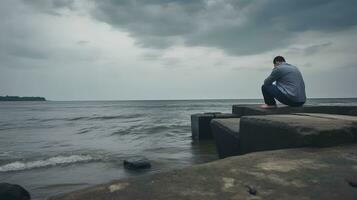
[0,183,31,200]
[245,185,257,195]
[124,157,151,170]
[346,176,357,188]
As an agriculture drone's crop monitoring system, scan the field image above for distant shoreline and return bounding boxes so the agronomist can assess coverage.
[0,96,46,101]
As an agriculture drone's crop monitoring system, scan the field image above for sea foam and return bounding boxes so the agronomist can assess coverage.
[0,155,94,172]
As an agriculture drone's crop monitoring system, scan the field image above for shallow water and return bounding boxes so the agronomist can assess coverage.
[0,99,356,199]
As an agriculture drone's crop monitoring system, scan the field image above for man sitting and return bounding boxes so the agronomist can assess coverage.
[261,56,306,108]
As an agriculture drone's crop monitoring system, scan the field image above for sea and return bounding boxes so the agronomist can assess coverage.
[1,98,357,200]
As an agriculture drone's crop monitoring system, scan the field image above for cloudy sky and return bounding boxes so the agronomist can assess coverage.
[1,0,357,100]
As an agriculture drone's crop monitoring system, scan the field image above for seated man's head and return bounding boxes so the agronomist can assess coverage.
[273,56,286,67]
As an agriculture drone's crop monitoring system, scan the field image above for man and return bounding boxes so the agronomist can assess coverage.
[261,56,306,108]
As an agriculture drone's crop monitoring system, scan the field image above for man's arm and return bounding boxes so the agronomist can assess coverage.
[264,68,282,85]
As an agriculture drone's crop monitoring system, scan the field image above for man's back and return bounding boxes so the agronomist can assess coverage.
[264,63,306,103]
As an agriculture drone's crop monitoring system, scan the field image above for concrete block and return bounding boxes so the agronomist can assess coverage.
[239,114,357,154]
[191,113,239,140]
[211,118,241,158]
[232,104,357,116]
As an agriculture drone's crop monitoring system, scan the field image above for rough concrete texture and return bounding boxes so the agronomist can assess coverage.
[48,145,357,200]
[191,113,239,140]
[211,118,241,158]
[232,105,357,117]
[294,113,357,121]
[192,105,357,141]
[210,113,357,158]
[239,114,357,154]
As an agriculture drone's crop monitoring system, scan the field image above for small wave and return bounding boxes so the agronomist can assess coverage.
[69,114,144,121]
[69,116,90,121]
[76,128,91,134]
[145,124,191,133]
[111,124,190,136]
[27,114,145,122]
[0,155,95,172]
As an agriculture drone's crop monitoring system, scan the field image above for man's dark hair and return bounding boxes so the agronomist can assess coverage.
[273,56,286,64]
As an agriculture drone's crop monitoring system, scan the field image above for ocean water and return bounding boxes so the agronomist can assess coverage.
[1,99,357,200]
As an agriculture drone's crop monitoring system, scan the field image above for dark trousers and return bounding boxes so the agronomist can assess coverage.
[261,84,304,107]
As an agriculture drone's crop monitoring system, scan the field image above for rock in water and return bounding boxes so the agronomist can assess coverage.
[124,157,151,170]
[346,176,357,188]
[0,183,31,200]
[245,185,257,195]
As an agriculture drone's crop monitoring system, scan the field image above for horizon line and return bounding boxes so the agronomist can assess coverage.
[42,97,357,102]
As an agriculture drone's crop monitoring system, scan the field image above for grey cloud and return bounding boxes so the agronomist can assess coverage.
[0,0,93,69]
[0,2,45,69]
[45,10,63,16]
[22,0,75,13]
[284,42,333,56]
[52,0,74,8]
[7,45,49,60]
[93,0,203,48]
[162,57,181,67]
[91,0,357,55]
[341,64,357,69]
[141,52,162,61]
[301,63,313,68]
[232,66,271,72]
[77,40,90,45]
[303,42,332,55]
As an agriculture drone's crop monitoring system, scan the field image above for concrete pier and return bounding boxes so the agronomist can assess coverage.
[192,105,357,141]
[211,113,357,158]
[49,145,357,200]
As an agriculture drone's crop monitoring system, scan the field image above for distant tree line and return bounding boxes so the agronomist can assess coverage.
[0,96,46,101]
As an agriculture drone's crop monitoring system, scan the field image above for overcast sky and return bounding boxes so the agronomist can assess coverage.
[1,0,357,100]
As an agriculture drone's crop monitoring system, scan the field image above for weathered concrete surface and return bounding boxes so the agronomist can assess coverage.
[239,114,357,154]
[48,145,357,200]
[191,105,357,141]
[294,113,357,121]
[191,113,239,140]
[232,104,357,117]
[211,113,357,158]
[211,118,241,158]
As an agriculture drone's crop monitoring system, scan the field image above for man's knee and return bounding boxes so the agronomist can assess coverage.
[261,84,266,91]
[261,84,270,92]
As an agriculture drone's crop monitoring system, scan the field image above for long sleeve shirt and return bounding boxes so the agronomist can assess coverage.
[264,63,306,103]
